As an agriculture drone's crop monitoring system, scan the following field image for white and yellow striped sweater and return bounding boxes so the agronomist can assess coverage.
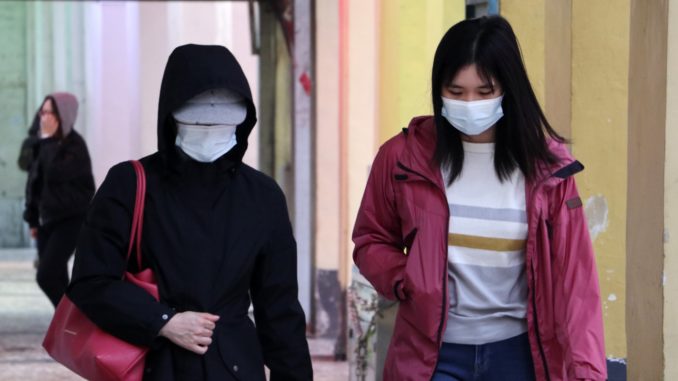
[442,141,529,345]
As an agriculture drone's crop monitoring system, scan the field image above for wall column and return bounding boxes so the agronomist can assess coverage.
[544,0,571,138]
[626,0,668,379]
[663,0,678,379]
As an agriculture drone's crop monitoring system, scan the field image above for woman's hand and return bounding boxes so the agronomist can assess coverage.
[158,312,220,355]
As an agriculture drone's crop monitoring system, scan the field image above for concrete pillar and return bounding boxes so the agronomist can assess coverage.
[293,0,314,325]
[83,1,142,183]
[664,2,678,379]
[571,0,630,364]
[341,0,380,377]
[0,1,28,247]
[544,0,571,138]
[315,0,344,348]
[626,0,668,379]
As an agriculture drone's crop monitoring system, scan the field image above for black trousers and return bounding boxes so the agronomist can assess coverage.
[36,216,84,307]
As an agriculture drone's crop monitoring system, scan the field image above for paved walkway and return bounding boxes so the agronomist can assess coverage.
[0,249,348,380]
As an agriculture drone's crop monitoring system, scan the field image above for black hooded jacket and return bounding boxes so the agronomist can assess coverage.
[23,94,95,228]
[68,45,313,380]
[17,110,40,172]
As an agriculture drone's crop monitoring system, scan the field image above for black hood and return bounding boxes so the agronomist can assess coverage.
[157,44,257,164]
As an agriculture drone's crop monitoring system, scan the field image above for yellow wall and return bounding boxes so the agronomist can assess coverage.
[501,0,545,105]
[664,0,678,378]
[571,0,629,358]
[503,0,629,359]
[377,0,465,144]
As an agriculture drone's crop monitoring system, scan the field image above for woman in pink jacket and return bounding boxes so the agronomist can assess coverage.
[353,16,606,381]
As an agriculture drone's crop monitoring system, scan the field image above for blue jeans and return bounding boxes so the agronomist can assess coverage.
[432,333,537,381]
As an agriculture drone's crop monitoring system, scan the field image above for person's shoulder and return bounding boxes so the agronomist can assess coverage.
[108,152,162,181]
[380,131,406,153]
[238,164,283,192]
[63,130,87,145]
[137,152,163,170]
[378,125,411,160]
[546,138,574,162]
[105,161,136,182]
[378,115,434,158]
[237,164,291,210]
[58,130,81,148]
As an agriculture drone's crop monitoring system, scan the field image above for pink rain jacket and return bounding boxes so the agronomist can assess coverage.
[353,116,607,381]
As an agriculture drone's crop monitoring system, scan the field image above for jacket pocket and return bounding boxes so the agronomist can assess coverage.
[398,215,446,341]
[216,319,266,381]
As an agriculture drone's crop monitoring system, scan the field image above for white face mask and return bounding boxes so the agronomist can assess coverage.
[175,122,238,163]
[441,95,504,136]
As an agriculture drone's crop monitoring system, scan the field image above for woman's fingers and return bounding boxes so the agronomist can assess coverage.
[195,328,213,337]
[201,319,217,331]
[158,311,221,355]
[202,313,220,322]
[195,336,213,346]
[191,344,208,355]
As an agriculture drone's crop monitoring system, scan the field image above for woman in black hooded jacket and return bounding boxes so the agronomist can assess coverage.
[24,92,95,307]
[67,44,313,380]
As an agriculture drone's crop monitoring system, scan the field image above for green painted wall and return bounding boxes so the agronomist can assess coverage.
[0,1,28,247]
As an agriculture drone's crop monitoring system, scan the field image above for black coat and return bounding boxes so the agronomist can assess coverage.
[68,44,312,381]
[23,130,95,228]
[17,111,40,172]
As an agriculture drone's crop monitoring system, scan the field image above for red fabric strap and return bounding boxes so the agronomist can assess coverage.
[125,160,146,271]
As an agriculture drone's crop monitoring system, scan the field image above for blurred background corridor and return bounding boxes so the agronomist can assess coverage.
[1,0,678,380]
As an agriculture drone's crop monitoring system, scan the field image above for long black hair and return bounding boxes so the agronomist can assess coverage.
[432,16,565,184]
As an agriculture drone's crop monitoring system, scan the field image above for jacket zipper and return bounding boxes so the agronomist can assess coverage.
[531,264,551,381]
[396,161,449,347]
[527,177,553,381]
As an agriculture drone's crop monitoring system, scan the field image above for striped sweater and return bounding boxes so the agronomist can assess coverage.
[442,141,528,345]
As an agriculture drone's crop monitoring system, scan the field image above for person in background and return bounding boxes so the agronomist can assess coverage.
[18,109,42,269]
[23,92,95,307]
[353,16,606,381]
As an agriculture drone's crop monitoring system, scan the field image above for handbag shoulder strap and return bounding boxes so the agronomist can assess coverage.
[125,160,146,270]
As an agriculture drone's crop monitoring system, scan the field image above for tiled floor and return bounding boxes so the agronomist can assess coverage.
[0,249,348,381]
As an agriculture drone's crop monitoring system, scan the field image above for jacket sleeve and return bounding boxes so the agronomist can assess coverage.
[250,186,312,381]
[18,113,40,172]
[549,176,607,381]
[23,163,40,228]
[352,144,408,301]
[44,136,96,211]
[18,135,39,172]
[67,162,175,348]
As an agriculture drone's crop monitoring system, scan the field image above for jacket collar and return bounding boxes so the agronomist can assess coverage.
[397,116,445,189]
[397,116,583,189]
[167,146,239,175]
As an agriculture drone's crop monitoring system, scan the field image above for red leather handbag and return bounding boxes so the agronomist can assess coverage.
[43,160,158,381]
